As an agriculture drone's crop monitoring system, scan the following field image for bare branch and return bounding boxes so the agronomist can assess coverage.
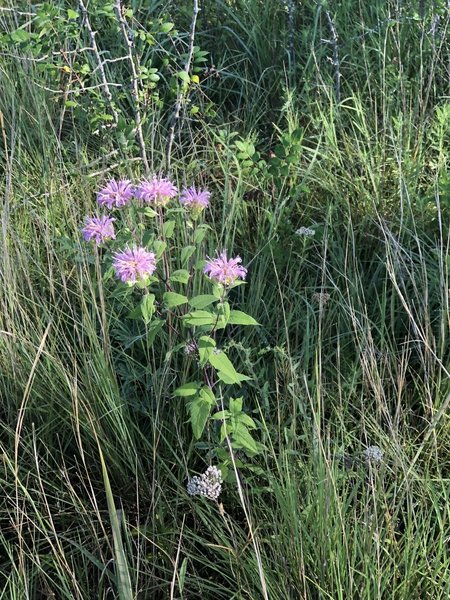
[324,9,341,104]
[78,0,119,124]
[114,0,149,175]
[166,0,200,172]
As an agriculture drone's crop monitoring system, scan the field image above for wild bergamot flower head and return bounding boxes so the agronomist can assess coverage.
[82,215,116,244]
[180,186,211,217]
[112,246,157,284]
[204,251,247,286]
[135,176,178,207]
[97,179,134,209]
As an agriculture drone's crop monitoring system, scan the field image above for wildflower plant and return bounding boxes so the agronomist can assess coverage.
[80,174,262,478]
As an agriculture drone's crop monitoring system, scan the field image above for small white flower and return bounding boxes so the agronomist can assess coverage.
[364,445,384,464]
[313,292,331,307]
[295,226,315,237]
[187,466,223,501]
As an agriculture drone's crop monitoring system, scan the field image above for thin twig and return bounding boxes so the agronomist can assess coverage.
[166,0,200,171]
[78,0,119,124]
[33,81,122,95]
[114,0,149,174]
[324,8,341,104]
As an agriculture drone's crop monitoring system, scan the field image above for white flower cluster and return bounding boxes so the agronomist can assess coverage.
[364,445,384,464]
[187,466,223,501]
[295,226,315,237]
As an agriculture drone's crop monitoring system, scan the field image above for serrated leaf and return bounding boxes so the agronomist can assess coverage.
[232,424,259,453]
[193,225,209,244]
[10,29,30,43]
[181,245,196,266]
[177,70,190,83]
[182,311,216,326]
[160,22,174,33]
[147,319,164,346]
[208,351,250,385]
[174,381,201,397]
[188,387,215,439]
[170,269,190,284]
[163,220,175,238]
[189,294,218,309]
[163,292,188,308]
[229,397,243,414]
[227,310,259,326]
[153,240,166,258]
[198,335,216,365]
[212,410,230,420]
[141,293,155,324]
[237,413,257,429]
[144,207,158,218]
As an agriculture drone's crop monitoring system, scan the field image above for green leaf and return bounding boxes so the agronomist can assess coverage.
[212,410,230,421]
[181,245,196,265]
[182,311,216,327]
[153,240,166,258]
[189,294,218,309]
[160,22,174,33]
[67,9,79,19]
[188,387,215,439]
[141,293,155,324]
[217,301,230,326]
[147,319,164,346]
[238,413,257,429]
[232,424,259,453]
[163,292,188,308]
[174,381,201,397]
[170,269,190,284]
[10,29,30,43]
[198,335,216,366]
[193,224,210,244]
[227,310,259,326]
[163,220,176,238]
[208,351,250,385]
[177,71,190,83]
[144,207,158,218]
[229,397,243,414]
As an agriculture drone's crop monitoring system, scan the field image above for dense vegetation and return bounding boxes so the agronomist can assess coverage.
[0,0,449,598]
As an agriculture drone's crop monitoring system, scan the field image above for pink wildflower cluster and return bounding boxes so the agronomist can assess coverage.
[179,186,211,210]
[204,251,247,286]
[136,177,178,207]
[94,177,211,212]
[97,179,134,209]
[81,216,115,245]
[112,247,157,284]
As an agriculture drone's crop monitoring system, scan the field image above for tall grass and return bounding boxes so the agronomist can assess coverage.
[1,0,449,598]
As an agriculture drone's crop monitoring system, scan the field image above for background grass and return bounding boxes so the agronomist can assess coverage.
[0,0,449,598]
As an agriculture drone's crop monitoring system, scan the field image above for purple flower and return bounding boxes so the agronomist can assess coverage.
[112,246,157,284]
[97,179,134,209]
[82,216,116,245]
[204,251,247,286]
[180,186,211,211]
[135,176,178,207]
